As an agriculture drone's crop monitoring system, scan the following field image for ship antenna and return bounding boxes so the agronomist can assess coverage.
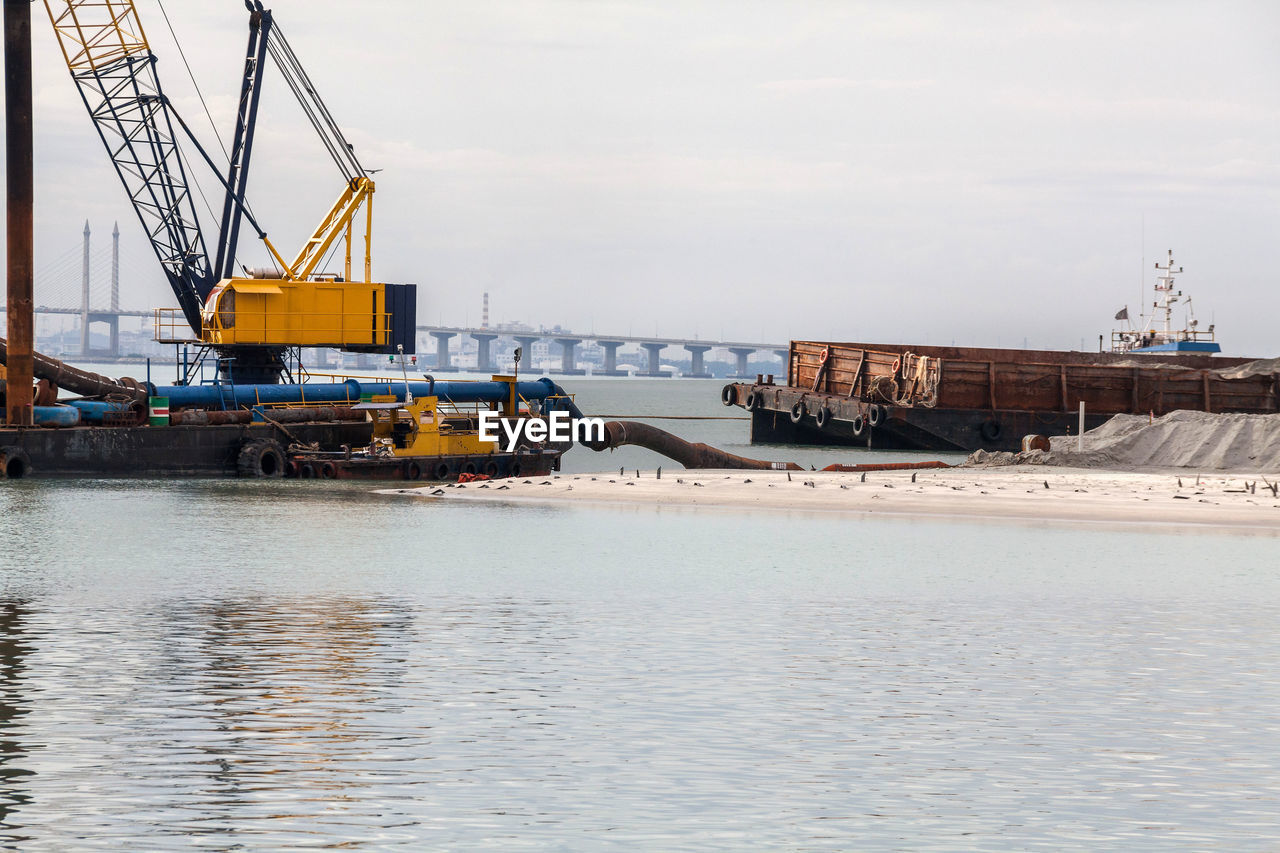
[1139,213,1145,327]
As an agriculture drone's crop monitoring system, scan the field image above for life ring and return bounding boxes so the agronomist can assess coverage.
[0,446,32,480]
[433,462,451,480]
[299,463,317,479]
[721,384,737,406]
[891,356,902,374]
[814,406,832,429]
[867,405,885,427]
[980,419,1003,442]
[851,415,866,438]
[404,461,422,481]
[819,347,830,362]
[744,391,761,411]
[462,461,478,476]
[484,460,500,478]
[320,462,338,479]
[789,401,807,424]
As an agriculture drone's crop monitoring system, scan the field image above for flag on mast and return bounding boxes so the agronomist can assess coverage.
[1114,306,1129,321]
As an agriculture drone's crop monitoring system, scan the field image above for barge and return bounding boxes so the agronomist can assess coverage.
[723,341,1279,452]
[725,252,1277,453]
[0,349,578,480]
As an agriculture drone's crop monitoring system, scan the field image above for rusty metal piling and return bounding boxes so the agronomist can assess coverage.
[4,0,35,426]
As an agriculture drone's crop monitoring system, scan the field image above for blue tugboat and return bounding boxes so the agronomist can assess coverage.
[1111,249,1220,354]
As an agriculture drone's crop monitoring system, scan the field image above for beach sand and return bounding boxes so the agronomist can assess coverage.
[380,466,1280,531]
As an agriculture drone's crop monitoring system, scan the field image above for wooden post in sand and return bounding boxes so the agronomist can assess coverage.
[1078,401,1085,453]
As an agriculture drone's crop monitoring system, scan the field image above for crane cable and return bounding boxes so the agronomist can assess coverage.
[153,0,264,274]
[265,20,366,182]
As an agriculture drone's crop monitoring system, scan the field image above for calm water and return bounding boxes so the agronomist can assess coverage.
[3,378,1278,849]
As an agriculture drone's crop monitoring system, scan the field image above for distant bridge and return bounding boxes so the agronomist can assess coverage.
[412,325,785,377]
[17,224,785,375]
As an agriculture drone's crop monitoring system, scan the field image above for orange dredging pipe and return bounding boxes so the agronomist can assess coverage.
[584,420,803,470]
[820,461,952,473]
[581,420,952,473]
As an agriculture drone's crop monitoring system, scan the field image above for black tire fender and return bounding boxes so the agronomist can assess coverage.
[0,446,32,480]
[789,400,807,424]
[721,384,737,406]
[851,415,866,438]
[867,405,885,428]
[433,462,451,481]
[237,438,285,478]
[815,406,832,429]
[744,391,761,411]
[980,419,1003,443]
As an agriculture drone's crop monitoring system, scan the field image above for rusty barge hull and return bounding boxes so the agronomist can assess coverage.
[726,341,1280,452]
[285,449,563,482]
[0,421,373,478]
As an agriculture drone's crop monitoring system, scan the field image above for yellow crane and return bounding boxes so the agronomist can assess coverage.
[43,0,415,382]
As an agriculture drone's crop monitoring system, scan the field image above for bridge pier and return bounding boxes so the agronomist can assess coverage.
[728,347,756,379]
[554,337,585,375]
[86,312,119,358]
[471,332,499,373]
[595,340,626,376]
[430,331,458,372]
[512,336,540,370]
[684,344,713,378]
[641,342,669,377]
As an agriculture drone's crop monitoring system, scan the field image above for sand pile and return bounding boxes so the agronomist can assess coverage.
[1102,356,1280,379]
[1212,356,1280,380]
[968,410,1280,472]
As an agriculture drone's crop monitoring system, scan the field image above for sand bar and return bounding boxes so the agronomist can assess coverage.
[381,466,1280,531]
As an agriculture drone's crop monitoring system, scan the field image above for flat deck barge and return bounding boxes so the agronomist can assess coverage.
[724,341,1280,452]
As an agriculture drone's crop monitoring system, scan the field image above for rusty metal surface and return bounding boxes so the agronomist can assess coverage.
[0,337,149,402]
[284,449,562,482]
[592,420,802,470]
[0,420,374,477]
[5,0,35,426]
[788,341,1278,418]
[170,406,365,426]
[820,461,951,472]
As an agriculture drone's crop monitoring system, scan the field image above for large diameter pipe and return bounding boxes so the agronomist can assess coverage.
[169,406,365,426]
[254,406,365,424]
[154,377,575,410]
[0,337,149,401]
[32,405,80,428]
[588,420,802,470]
[5,0,35,426]
[65,399,142,424]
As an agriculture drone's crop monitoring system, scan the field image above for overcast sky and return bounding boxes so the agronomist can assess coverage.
[9,1,1280,353]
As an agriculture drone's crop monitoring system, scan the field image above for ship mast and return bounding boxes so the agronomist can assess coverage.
[1152,249,1183,342]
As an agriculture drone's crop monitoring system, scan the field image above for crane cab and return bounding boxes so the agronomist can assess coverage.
[196,278,415,353]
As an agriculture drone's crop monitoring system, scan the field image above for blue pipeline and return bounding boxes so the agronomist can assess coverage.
[33,405,81,427]
[65,400,136,424]
[153,377,584,417]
